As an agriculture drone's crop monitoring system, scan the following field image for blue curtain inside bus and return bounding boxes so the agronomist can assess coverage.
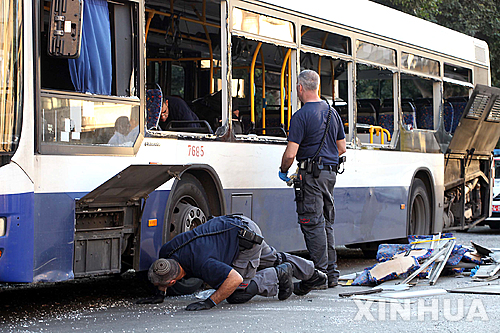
[68,0,112,95]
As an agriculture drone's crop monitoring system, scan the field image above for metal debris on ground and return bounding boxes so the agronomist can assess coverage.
[379,288,448,299]
[449,283,500,295]
[349,234,499,288]
[338,282,410,298]
[350,294,416,303]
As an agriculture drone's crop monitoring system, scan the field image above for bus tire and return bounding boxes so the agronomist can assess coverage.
[488,223,500,230]
[167,173,210,239]
[165,173,209,296]
[407,178,431,236]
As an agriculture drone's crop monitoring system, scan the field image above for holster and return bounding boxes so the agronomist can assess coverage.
[238,228,263,250]
[299,158,322,177]
[294,174,305,215]
[311,157,323,178]
[293,175,304,201]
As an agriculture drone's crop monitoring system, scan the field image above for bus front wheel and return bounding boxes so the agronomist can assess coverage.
[164,173,209,296]
[407,178,431,236]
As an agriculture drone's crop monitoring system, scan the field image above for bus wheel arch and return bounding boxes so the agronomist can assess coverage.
[407,170,434,236]
[163,165,225,243]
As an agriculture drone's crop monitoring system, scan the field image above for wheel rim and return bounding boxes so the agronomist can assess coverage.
[170,198,207,238]
[410,194,425,234]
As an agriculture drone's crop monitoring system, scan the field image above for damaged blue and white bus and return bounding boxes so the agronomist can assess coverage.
[1,0,500,292]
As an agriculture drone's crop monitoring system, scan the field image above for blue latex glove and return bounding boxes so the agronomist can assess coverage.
[279,170,291,182]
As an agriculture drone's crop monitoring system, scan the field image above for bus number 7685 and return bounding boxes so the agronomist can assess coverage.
[188,145,204,157]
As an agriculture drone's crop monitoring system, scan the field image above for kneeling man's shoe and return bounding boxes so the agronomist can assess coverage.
[293,270,327,296]
[275,262,293,300]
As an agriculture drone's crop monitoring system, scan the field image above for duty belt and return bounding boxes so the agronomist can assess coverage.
[322,165,337,172]
[298,160,337,172]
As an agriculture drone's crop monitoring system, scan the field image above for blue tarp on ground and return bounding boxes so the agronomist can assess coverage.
[353,234,471,285]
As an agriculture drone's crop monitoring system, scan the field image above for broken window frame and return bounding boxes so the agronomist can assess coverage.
[355,60,398,148]
[355,40,397,68]
[37,0,143,155]
[444,63,473,84]
[231,7,295,45]
[399,71,441,132]
[228,37,297,140]
[299,46,353,143]
[228,3,299,141]
[143,0,227,139]
[300,25,351,56]
[401,52,440,77]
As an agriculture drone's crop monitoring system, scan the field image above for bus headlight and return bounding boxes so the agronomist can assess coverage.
[0,217,6,237]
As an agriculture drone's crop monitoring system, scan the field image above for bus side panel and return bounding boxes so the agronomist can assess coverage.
[334,149,443,245]
[33,193,77,282]
[222,185,407,251]
[139,190,171,271]
[225,188,306,253]
[335,186,408,245]
[0,192,35,282]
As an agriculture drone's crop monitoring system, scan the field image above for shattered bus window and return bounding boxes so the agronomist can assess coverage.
[300,51,349,136]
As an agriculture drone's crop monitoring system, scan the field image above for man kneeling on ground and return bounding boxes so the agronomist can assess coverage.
[137,214,327,310]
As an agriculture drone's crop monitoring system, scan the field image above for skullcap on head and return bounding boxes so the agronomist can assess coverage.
[148,259,180,285]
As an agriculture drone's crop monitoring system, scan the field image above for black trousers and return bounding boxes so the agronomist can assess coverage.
[296,168,339,282]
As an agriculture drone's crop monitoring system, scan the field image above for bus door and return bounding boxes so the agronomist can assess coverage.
[442,84,500,230]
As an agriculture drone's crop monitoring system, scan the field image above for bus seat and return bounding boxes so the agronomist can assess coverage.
[444,98,468,133]
[403,114,415,129]
[415,98,433,130]
[443,102,454,132]
[377,113,415,134]
[377,99,393,133]
[378,113,393,134]
[357,115,375,125]
[416,105,433,129]
[266,116,281,129]
[334,102,348,126]
[357,99,379,125]
[146,89,162,130]
[452,102,467,132]
[402,99,417,130]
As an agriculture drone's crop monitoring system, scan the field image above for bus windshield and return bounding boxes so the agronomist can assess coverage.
[0,0,23,155]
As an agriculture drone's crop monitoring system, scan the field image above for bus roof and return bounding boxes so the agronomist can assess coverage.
[256,0,489,66]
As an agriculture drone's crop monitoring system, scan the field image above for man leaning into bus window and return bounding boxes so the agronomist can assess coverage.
[136,214,327,310]
[158,96,200,130]
[279,70,346,292]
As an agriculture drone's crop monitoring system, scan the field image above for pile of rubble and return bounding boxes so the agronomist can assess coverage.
[338,233,500,300]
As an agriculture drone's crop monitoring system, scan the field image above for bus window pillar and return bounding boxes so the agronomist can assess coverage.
[348,62,355,144]
[280,49,291,129]
[220,0,230,127]
[290,49,298,121]
[433,81,442,130]
[393,71,399,138]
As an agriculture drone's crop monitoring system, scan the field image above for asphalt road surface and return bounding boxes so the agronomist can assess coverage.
[2,226,500,333]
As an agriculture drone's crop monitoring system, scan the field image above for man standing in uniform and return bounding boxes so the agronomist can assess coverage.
[137,214,327,310]
[279,70,346,292]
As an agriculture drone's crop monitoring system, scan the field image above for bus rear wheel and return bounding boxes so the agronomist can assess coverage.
[408,178,431,236]
[165,173,209,296]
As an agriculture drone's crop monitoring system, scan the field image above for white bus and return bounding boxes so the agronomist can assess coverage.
[1,0,500,292]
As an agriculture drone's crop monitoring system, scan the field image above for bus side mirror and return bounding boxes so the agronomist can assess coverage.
[48,0,83,58]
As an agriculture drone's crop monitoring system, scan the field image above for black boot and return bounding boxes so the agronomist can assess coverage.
[293,269,327,296]
[275,262,293,300]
